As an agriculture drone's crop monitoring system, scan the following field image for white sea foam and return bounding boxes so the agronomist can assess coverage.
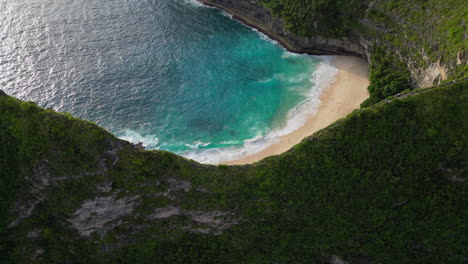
[177,0,337,164]
[118,129,160,149]
[286,72,311,83]
[220,10,234,19]
[116,57,338,165]
[116,2,338,165]
[250,28,279,45]
[181,133,278,164]
[220,140,241,145]
[181,56,339,164]
[183,0,205,8]
[258,78,272,83]
[282,51,300,59]
[185,141,211,150]
[207,5,281,47]
[272,56,338,138]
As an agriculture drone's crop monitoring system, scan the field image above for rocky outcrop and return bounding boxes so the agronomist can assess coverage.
[7,138,125,229]
[68,194,140,237]
[148,205,241,235]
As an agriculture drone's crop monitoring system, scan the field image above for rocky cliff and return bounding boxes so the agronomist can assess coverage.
[199,0,368,57]
[199,0,467,88]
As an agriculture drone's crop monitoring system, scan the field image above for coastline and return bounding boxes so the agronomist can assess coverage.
[197,0,366,58]
[222,55,369,165]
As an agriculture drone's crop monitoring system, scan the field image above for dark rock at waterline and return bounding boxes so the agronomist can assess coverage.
[199,0,367,58]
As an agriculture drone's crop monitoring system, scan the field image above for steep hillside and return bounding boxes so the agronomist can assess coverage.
[199,0,467,105]
[1,0,467,263]
[1,80,466,263]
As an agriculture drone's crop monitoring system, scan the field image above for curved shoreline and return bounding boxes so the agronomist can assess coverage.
[198,0,302,54]
[222,56,369,165]
[193,0,370,165]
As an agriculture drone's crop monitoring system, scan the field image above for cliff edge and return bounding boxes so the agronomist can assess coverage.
[0,1,467,262]
[199,0,467,89]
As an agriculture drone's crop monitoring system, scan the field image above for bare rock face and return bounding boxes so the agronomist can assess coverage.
[97,182,113,193]
[149,206,181,219]
[8,138,125,229]
[167,178,192,192]
[404,51,453,88]
[158,178,192,200]
[329,255,348,264]
[8,160,52,228]
[148,205,241,235]
[68,194,139,237]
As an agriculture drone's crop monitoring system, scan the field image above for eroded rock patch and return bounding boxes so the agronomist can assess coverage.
[68,194,139,237]
[148,205,241,235]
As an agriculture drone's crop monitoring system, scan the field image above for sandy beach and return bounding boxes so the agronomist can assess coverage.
[222,55,369,165]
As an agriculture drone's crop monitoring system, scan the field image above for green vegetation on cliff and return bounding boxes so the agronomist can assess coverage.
[1,0,467,262]
[261,0,364,37]
[1,80,466,263]
[260,0,467,104]
[361,47,411,107]
[260,0,467,65]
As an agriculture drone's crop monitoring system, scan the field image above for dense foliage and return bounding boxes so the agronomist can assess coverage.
[361,47,411,107]
[261,0,364,37]
[1,80,466,263]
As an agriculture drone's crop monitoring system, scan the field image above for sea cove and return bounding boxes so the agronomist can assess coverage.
[1,0,466,262]
[1,0,345,164]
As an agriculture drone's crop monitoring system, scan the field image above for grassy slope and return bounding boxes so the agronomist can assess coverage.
[1,80,466,263]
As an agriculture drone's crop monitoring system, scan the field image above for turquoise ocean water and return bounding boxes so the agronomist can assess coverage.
[0,0,338,163]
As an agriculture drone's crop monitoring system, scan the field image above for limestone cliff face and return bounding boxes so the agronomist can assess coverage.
[199,0,466,88]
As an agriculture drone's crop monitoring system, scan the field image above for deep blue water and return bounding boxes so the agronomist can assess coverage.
[0,0,337,163]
